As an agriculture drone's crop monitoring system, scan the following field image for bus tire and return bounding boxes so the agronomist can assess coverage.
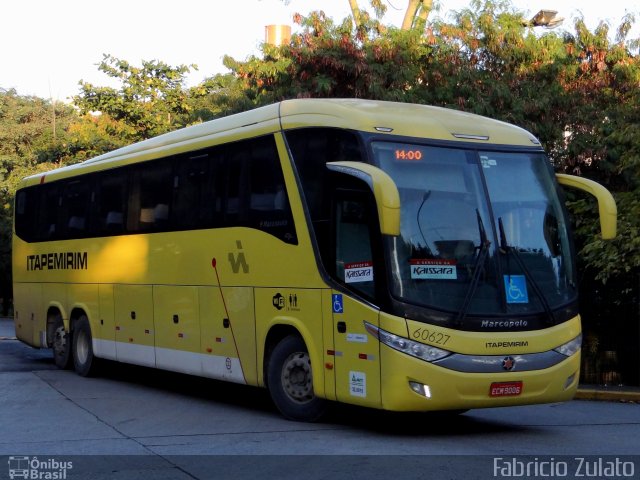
[267,335,327,422]
[51,314,72,370]
[72,315,99,377]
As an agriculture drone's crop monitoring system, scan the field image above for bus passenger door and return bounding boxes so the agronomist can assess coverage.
[330,193,382,408]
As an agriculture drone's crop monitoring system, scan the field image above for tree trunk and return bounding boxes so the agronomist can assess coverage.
[348,0,362,28]
[401,0,421,30]
[401,0,433,30]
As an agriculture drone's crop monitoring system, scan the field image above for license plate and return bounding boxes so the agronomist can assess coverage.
[489,381,523,397]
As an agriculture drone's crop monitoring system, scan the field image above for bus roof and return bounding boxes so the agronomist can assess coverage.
[22,99,541,185]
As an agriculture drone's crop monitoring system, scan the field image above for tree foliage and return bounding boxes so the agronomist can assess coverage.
[73,54,202,140]
[0,89,78,305]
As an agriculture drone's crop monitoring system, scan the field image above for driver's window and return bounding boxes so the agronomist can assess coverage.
[335,197,375,299]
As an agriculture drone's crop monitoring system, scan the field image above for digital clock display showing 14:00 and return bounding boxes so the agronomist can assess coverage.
[394,149,423,161]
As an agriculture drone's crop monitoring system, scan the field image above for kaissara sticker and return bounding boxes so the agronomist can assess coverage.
[345,261,373,283]
[410,259,457,280]
[349,371,366,397]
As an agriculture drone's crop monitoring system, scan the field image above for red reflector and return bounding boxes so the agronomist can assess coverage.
[358,353,368,359]
[489,381,523,397]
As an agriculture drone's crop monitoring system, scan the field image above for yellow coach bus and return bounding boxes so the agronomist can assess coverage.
[12,99,616,421]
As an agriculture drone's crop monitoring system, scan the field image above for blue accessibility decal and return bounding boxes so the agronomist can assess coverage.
[504,275,529,304]
[332,294,344,313]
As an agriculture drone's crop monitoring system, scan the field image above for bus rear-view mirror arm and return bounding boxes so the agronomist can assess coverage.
[556,173,617,240]
[327,161,401,236]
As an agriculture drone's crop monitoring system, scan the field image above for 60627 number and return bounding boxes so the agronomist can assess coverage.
[411,328,450,346]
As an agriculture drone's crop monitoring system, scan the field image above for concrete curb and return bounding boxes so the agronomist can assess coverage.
[575,388,640,403]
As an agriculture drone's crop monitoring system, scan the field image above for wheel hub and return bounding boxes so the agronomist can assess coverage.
[281,352,313,404]
[53,326,67,357]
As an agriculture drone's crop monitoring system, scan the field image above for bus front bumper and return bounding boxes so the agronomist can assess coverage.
[380,345,580,412]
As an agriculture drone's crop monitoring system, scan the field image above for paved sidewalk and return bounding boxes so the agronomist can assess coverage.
[1,317,638,403]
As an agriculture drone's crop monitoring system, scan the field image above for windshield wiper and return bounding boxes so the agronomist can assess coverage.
[456,210,491,325]
[498,217,555,324]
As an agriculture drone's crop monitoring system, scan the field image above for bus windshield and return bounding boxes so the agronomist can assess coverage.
[372,141,576,318]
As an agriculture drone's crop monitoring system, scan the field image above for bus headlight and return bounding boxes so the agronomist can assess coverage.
[553,334,582,357]
[364,322,451,362]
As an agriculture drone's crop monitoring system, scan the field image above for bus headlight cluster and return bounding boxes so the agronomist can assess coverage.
[553,334,582,357]
[364,322,451,362]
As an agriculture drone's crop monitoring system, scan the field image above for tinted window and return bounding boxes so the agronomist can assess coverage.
[94,170,127,235]
[173,152,222,230]
[61,180,92,237]
[129,160,173,232]
[14,135,297,245]
[37,184,62,240]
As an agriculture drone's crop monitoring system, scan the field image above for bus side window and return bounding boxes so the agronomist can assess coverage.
[129,160,173,232]
[172,151,221,230]
[94,170,127,236]
[62,180,92,238]
[247,138,297,244]
[224,136,297,244]
[15,189,36,242]
[36,184,62,240]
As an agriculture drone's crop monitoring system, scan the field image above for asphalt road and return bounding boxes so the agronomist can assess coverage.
[1,318,638,479]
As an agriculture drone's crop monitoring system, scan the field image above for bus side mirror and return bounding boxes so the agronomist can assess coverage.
[327,162,400,236]
[556,173,617,240]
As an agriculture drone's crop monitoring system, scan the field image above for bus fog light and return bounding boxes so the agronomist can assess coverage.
[564,372,577,390]
[409,381,431,398]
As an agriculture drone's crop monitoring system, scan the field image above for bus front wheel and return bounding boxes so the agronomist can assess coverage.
[267,335,327,422]
[72,315,99,377]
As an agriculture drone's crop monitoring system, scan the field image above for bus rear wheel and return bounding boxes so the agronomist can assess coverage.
[51,314,72,370]
[72,315,99,377]
[267,335,327,422]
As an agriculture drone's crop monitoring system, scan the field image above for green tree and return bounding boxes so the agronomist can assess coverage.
[0,89,78,309]
[73,54,201,140]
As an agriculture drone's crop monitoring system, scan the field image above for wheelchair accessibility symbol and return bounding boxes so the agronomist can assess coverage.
[332,294,344,313]
[504,275,529,304]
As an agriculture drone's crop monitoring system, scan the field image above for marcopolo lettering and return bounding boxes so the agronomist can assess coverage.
[27,252,88,271]
[481,319,528,329]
